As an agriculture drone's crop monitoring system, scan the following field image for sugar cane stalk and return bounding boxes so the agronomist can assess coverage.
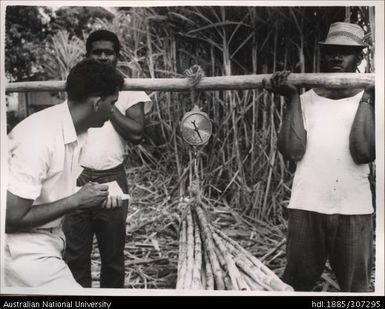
[211,227,242,290]
[191,216,203,289]
[213,245,233,290]
[220,236,275,290]
[236,274,251,291]
[202,247,214,290]
[176,216,188,289]
[183,206,195,289]
[216,227,293,291]
[240,270,267,291]
[194,204,225,290]
[233,256,273,290]
[177,201,293,291]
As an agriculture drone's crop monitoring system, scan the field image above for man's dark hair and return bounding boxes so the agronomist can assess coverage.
[86,30,121,56]
[66,59,124,102]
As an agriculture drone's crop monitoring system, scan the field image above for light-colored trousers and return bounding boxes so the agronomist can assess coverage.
[4,227,82,289]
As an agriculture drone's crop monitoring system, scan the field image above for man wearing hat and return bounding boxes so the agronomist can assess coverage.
[263,22,375,292]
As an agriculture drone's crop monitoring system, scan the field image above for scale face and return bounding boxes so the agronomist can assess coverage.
[180,105,212,146]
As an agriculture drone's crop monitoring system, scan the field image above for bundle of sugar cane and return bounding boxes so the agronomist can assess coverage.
[176,201,293,291]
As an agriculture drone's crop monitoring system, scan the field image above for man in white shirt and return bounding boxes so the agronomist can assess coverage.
[5,59,124,288]
[63,30,152,288]
[262,22,375,292]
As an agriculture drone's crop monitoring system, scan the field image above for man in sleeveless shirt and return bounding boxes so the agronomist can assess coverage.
[63,30,152,288]
[262,22,375,292]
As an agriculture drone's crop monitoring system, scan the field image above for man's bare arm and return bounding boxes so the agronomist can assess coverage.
[349,86,375,164]
[263,71,307,161]
[6,183,109,233]
[109,102,145,144]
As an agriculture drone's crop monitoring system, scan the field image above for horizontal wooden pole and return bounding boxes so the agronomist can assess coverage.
[5,73,374,93]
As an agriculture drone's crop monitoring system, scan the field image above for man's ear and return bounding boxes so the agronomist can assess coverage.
[90,97,103,112]
[356,51,364,66]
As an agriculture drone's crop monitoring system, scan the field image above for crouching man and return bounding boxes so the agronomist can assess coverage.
[5,59,124,288]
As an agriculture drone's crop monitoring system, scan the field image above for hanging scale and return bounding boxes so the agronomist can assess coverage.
[180,105,212,147]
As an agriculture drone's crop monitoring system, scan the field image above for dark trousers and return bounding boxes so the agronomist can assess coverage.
[63,164,128,288]
[283,209,373,292]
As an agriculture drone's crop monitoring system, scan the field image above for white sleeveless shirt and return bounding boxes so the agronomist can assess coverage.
[80,91,152,170]
[288,89,373,215]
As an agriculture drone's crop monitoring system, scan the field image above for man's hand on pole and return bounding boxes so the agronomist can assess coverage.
[262,71,299,98]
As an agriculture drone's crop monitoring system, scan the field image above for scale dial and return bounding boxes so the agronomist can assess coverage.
[180,106,212,146]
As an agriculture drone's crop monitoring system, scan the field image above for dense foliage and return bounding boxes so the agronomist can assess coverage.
[5,6,50,81]
[5,6,113,82]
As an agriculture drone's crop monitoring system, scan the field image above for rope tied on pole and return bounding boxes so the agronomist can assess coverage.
[183,64,205,106]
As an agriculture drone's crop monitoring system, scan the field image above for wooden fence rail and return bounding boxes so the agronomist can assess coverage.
[5,73,374,93]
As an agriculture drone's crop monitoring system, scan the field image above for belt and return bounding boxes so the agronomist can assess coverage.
[34,227,60,233]
[81,164,124,174]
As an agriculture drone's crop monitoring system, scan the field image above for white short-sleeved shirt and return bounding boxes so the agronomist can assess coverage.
[288,89,373,215]
[7,102,86,228]
[80,91,152,170]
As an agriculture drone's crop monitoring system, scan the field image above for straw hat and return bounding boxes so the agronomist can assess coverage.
[319,22,367,47]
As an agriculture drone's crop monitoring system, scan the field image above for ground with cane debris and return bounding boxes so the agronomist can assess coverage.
[90,165,375,292]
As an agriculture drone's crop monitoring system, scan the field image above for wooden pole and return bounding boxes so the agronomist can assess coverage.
[5,73,374,93]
